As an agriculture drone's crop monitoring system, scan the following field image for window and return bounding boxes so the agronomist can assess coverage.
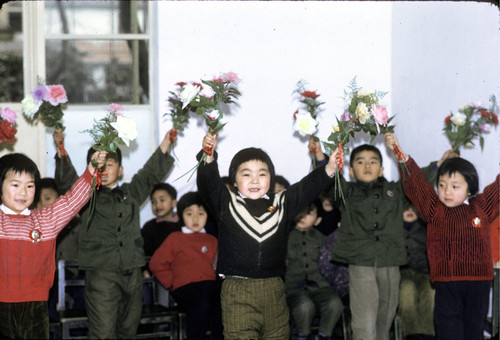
[44,0,151,104]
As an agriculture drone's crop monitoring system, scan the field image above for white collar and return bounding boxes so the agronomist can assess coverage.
[237,191,270,200]
[181,226,206,234]
[1,204,31,216]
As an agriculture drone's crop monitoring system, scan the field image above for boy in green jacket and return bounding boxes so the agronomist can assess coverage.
[53,129,175,339]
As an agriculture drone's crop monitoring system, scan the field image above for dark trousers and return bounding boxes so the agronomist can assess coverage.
[172,280,224,340]
[434,280,491,340]
[84,268,143,339]
[0,301,49,339]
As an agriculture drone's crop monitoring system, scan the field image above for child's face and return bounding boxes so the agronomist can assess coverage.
[349,150,384,183]
[1,170,36,213]
[403,206,418,223]
[101,158,123,188]
[37,188,59,208]
[274,182,286,193]
[234,160,271,200]
[182,204,208,233]
[438,172,469,208]
[295,208,320,231]
[151,189,176,219]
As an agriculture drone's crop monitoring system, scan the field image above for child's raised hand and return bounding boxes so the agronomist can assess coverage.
[53,129,65,157]
[308,137,325,161]
[325,147,340,177]
[202,132,217,163]
[437,149,457,167]
[385,133,407,161]
[160,129,177,154]
[88,151,107,173]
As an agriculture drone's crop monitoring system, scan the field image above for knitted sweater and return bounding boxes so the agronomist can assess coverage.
[149,230,217,291]
[402,157,498,282]
[197,154,334,279]
[0,169,93,303]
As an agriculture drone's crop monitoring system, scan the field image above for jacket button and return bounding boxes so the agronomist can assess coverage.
[118,212,123,218]
[117,227,122,232]
[373,223,379,229]
[374,208,379,214]
[119,241,123,247]
[374,194,380,199]
[375,236,379,241]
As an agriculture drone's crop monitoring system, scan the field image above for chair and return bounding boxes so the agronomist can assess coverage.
[137,276,181,339]
[56,260,88,339]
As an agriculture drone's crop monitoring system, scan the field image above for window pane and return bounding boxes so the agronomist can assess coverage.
[0,1,23,102]
[46,40,149,104]
[45,0,149,35]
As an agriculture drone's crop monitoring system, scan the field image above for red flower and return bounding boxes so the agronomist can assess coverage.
[301,91,320,99]
[444,115,451,125]
[490,112,499,126]
[175,81,187,87]
[293,109,298,120]
[192,82,203,90]
[212,78,225,83]
[481,110,489,118]
[0,120,17,144]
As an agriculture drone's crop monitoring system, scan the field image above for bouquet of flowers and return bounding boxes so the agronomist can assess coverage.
[0,106,18,144]
[164,81,201,153]
[292,80,324,168]
[443,96,498,155]
[176,72,241,180]
[83,103,138,224]
[22,83,68,156]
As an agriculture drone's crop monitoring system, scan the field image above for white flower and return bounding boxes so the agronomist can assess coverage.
[357,88,373,98]
[293,112,318,137]
[21,95,41,119]
[333,123,340,132]
[450,112,467,126]
[355,102,370,124]
[179,84,201,109]
[110,116,138,146]
[206,109,219,121]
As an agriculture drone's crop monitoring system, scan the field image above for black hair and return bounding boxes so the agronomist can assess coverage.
[176,192,207,225]
[34,178,60,205]
[228,147,275,194]
[437,157,479,196]
[86,145,122,166]
[0,153,40,196]
[293,201,319,225]
[150,182,177,200]
[274,175,290,191]
[349,144,383,167]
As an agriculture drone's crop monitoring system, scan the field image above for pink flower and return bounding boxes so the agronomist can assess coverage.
[222,72,240,85]
[46,85,68,106]
[480,124,491,133]
[108,103,123,113]
[340,111,350,121]
[372,104,388,126]
[0,107,17,124]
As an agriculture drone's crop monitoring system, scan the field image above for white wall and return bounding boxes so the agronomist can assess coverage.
[154,1,500,225]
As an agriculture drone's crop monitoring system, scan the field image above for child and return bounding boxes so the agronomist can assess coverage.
[53,128,176,339]
[316,141,439,340]
[0,151,105,339]
[399,205,434,339]
[285,202,344,340]
[150,192,223,340]
[196,132,339,339]
[385,133,498,340]
[141,182,181,258]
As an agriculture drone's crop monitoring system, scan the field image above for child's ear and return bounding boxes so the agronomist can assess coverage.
[314,216,322,226]
[378,166,384,177]
[349,167,354,178]
[172,200,178,208]
[118,166,124,177]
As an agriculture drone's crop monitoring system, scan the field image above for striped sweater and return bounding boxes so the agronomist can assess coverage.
[0,168,93,303]
[402,157,498,282]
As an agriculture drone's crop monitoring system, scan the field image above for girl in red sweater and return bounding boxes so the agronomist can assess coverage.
[385,133,498,340]
[0,152,105,339]
[150,192,223,339]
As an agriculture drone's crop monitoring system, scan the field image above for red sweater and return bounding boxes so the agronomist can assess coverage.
[149,231,217,291]
[0,169,93,303]
[402,157,498,282]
